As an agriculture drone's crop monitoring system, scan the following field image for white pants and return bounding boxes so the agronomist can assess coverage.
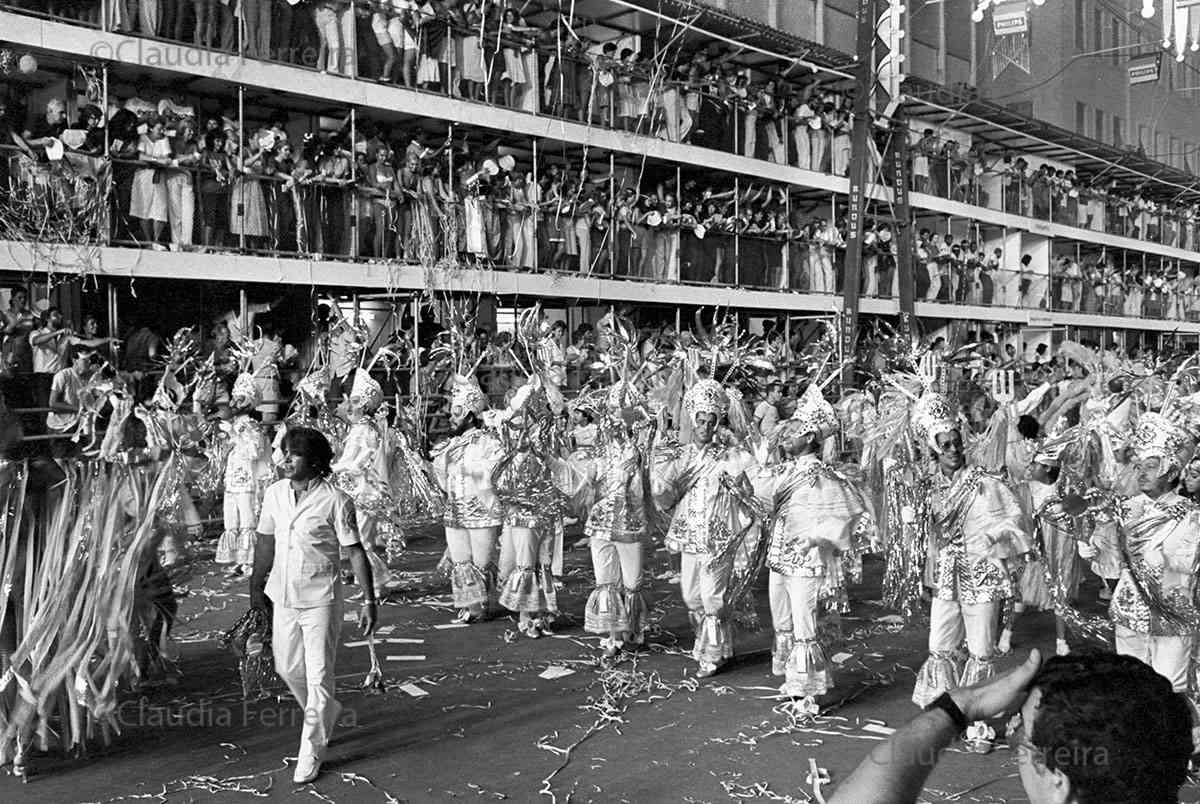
[769,571,819,640]
[273,600,342,761]
[446,526,496,567]
[167,174,194,246]
[1115,625,1194,693]
[793,127,811,170]
[742,112,757,158]
[929,597,999,659]
[591,539,642,589]
[680,552,732,618]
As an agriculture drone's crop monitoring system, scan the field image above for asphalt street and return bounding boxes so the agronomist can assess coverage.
[4,530,1199,804]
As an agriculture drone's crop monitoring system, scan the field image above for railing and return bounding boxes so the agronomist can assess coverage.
[6,1,1199,261]
[0,140,1197,323]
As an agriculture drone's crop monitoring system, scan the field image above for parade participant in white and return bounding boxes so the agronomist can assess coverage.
[215,372,274,575]
[909,390,1030,747]
[249,427,377,785]
[653,379,756,678]
[432,374,504,623]
[576,382,654,658]
[1108,407,1200,693]
[754,384,874,703]
[331,368,395,599]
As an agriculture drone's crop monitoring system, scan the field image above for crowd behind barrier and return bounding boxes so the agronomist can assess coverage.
[1,92,1199,323]
[4,0,1200,259]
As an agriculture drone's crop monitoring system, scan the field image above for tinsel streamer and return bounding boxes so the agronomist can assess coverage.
[0,458,178,762]
[1035,490,1122,646]
[0,156,110,277]
[711,473,769,630]
[881,465,931,621]
[220,608,275,700]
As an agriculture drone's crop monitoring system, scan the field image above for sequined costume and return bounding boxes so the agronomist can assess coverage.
[431,377,504,612]
[577,436,651,643]
[494,434,566,616]
[331,410,394,600]
[654,427,757,669]
[754,452,873,698]
[215,408,274,567]
[908,389,1030,708]
[1017,478,1082,610]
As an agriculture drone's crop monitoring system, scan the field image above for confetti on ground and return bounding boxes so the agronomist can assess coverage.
[386,654,427,661]
[538,666,576,680]
[399,683,429,697]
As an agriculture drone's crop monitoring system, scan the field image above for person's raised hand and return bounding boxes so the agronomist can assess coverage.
[950,648,1041,722]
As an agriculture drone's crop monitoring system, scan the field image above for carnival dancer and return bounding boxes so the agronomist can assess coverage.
[330,368,395,600]
[493,377,568,638]
[754,384,874,704]
[1000,442,1079,656]
[215,372,275,576]
[249,426,377,785]
[431,373,504,623]
[574,382,654,658]
[1105,406,1200,693]
[386,403,445,564]
[909,390,1030,748]
[653,378,757,678]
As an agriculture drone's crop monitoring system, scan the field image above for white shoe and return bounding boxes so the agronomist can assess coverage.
[996,631,1012,655]
[1056,639,1070,656]
[293,754,322,784]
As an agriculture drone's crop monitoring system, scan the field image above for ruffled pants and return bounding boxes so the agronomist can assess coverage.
[498,525,558,614]
[217,490,257,565]
[681,552,733,665]
[584,539,647,641]
[445,526,498,609]
[769,571,830,698]
[912,597,999,707]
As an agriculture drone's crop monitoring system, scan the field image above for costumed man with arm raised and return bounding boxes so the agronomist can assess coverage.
[909,389,1031,751]
[755,383,874,709]
[652,378,757,678]
[1110,403,1200,694]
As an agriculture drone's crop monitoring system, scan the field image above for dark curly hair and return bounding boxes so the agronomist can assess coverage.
[281,426,334,477]
[1029,650,1192,804]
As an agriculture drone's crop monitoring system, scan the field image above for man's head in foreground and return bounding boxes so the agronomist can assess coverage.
[1015,651,1192,804]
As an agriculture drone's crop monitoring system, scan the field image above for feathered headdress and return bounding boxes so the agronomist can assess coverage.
[683,378,729,420]
[231,372,259,407]
[450,373,488,414]
[912,390,958,452]
[790,382,839,439]
[350,369,384,412]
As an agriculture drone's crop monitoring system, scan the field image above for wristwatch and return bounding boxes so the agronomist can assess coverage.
[924,691,969,732]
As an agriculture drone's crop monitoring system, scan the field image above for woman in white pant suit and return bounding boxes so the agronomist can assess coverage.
[250,427,377,785]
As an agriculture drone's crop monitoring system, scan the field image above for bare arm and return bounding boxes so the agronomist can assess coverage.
[344,543,378,634]
[249,531,275,610]
[829,650,1040,804]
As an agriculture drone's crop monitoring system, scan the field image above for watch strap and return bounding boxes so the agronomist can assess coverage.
[925,691,969,732]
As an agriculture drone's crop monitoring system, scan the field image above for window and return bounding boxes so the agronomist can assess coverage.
[1139,124,1149,151]
[1007,100,1034,117]
[1093,9,1103,52]
[1111,17,1120,64]
[1094,109,1105,142]
[1155,131,1165,159]
[1075,0,1085,50]
[1113,115,1123,146]
[1171,136,1180,167]
[1076,101,1087,134]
